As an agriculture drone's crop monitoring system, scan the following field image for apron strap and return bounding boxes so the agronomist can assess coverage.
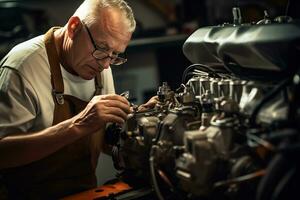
[44,27,65,105]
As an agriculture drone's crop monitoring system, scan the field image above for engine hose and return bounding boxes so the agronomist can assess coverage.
[182,64,220,84]
[149,146,165,200]
[249,78,292,126]
[256,141,298,200]
[271,166,297,200]
[111,146,123,170]
[288,72,300,126]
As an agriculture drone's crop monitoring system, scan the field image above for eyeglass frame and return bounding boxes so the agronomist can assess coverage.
[84,24,127,66]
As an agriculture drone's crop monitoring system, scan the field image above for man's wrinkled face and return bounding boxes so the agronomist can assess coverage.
[71,8,132,80]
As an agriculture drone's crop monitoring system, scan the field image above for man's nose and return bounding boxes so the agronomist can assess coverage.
[97,57,111,69]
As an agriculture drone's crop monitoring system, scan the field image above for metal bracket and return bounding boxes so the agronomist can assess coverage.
[52,90,64,105]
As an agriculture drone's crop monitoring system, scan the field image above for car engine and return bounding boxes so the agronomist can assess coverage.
[105,8,300,200]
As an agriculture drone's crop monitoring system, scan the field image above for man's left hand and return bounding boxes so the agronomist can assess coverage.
[137,96,159,112]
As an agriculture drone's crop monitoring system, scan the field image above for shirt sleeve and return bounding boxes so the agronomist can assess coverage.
[0,66,38,138]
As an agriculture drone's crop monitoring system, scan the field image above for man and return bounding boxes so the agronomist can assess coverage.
[0,0,155,199]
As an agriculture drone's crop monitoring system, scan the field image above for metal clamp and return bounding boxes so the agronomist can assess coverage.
[52,90,64,105]
[120,90,130,99]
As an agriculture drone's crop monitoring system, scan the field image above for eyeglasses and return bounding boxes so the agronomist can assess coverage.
[84,24,127,66]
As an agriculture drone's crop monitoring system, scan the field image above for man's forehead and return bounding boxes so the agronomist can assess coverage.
[88,8,132,52]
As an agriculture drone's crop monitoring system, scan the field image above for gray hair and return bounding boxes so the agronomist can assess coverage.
[73,0,136,32]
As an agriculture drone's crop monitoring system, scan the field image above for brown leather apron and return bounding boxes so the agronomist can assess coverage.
[1,27,103,200]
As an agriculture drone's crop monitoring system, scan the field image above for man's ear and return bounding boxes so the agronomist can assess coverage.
[66,16,82,39]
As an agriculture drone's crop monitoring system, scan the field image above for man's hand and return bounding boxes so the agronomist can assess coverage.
[72,94,131,134]
[138,96,159,112]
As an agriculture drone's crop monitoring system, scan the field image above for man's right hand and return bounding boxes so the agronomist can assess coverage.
[71,94,131,134]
